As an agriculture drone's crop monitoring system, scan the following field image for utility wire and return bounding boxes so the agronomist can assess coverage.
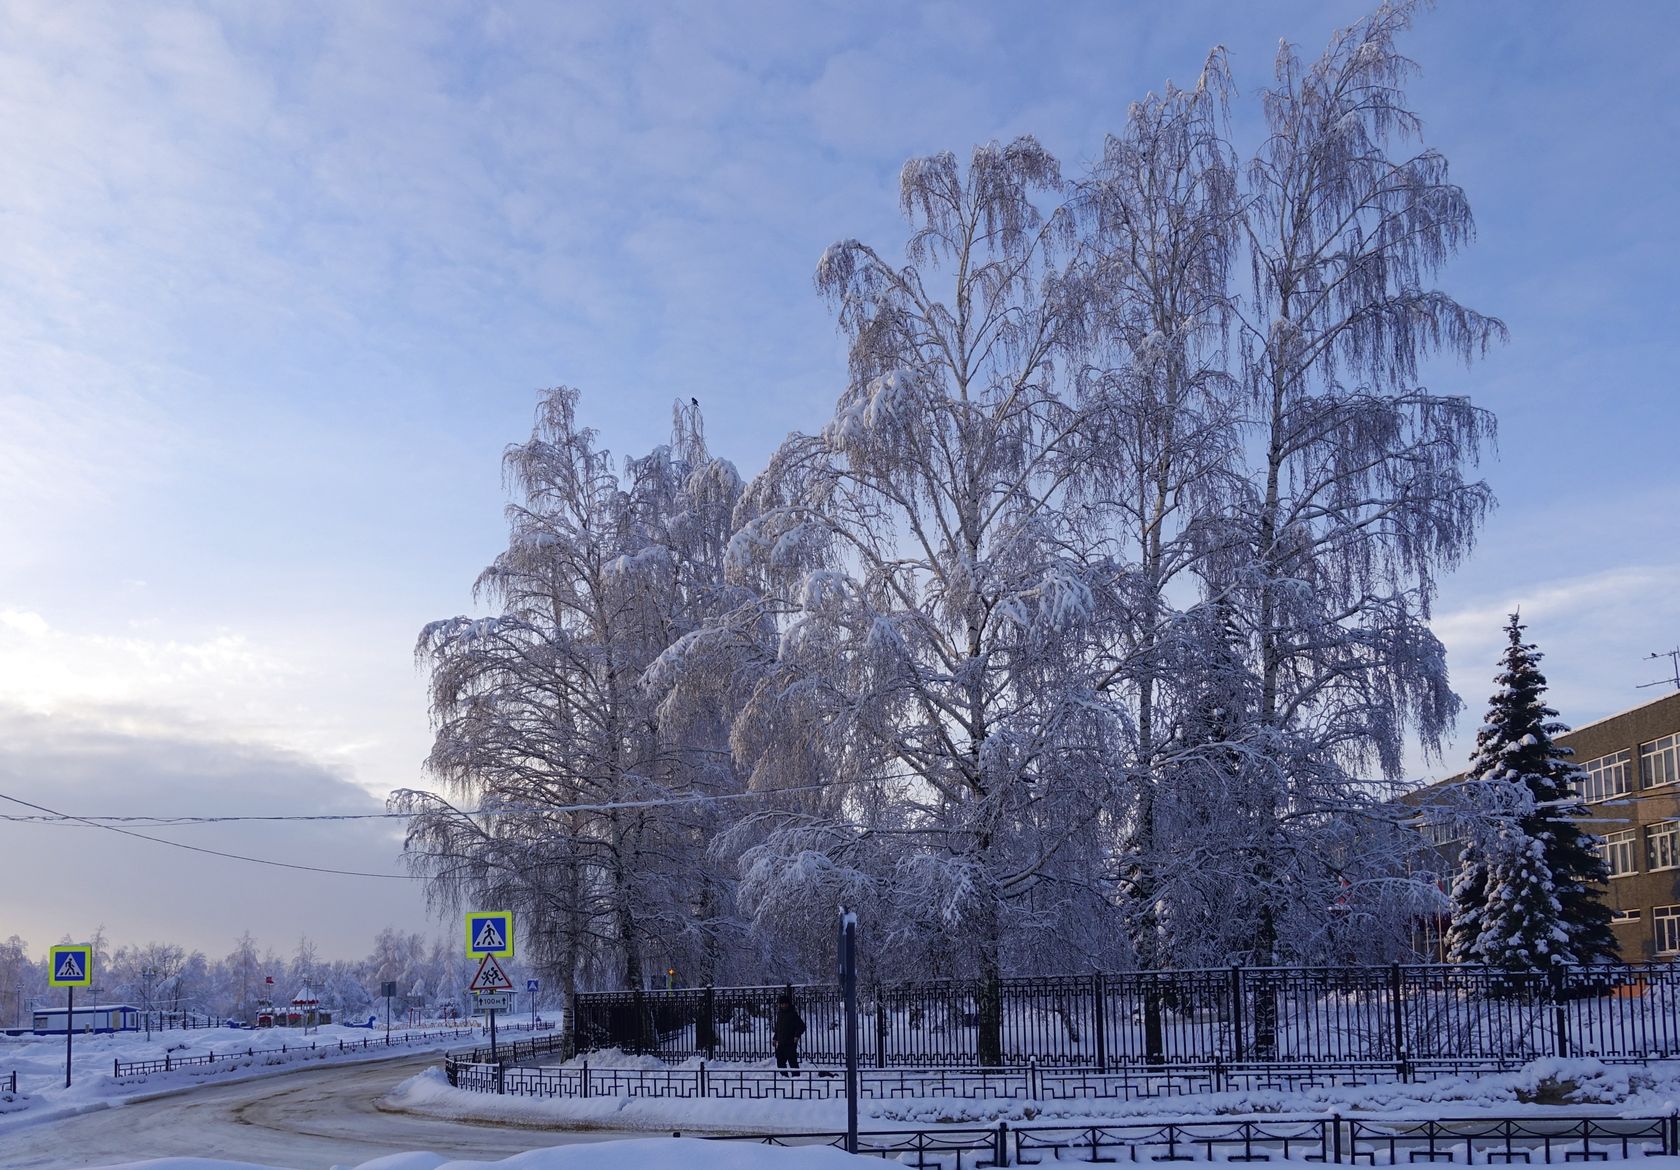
[0,774,904,827]
[0,790,418,880]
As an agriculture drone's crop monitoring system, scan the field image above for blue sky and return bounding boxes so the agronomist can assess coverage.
[2,0,1678,959]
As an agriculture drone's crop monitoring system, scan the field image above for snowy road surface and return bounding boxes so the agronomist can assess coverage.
[2,1053,628,1170]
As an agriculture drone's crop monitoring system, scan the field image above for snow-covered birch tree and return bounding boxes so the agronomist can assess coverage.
[708,140,1126,1057]
[1076,51,1245,966]
[1214,0,1504,960]
[396,389,750,1008]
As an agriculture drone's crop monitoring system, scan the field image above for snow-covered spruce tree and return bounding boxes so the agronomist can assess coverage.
[396,390,751,1011]
[1211,1,1504,961]
[699,140,1125,1058]
[1446,614,1615,970]
[1075,51,1245,968]
[1144,601,1283,965]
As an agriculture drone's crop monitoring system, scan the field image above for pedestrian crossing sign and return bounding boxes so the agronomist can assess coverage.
[49,944,93,988]
[465,910,514,958]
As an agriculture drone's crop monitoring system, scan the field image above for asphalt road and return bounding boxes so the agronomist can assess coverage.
[1,1052,627,1170]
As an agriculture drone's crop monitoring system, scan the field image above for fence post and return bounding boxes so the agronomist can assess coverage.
[702,985,716,1061]
[1092,973,1107,1073]
[634,987,647,1056]
[1551,965,1570,1059]
[875,985,889,1069]
[1332,1111,1343,1164]
[1229,964,1245,1063]
[581,1058,589,1099]
[699,1059,707,1097]
[995,1120,1009,1168]
[1144,971,1165,1069]
[1389,962,1407,1079]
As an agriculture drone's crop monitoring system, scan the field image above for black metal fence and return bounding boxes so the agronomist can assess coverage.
[112,1026,474,1077]
[450,1029,570,1068]
[443,1057,1513,1101]
[702,1114,1680,1168]
[572,962,1680,1069]
[1,1069,15,1095]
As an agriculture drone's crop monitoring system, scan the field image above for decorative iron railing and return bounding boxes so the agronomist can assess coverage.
[570,962,1680,1068]
[443,1057,1497,1100]
[112,1026,474,1077]
[699,1114,1680,1168]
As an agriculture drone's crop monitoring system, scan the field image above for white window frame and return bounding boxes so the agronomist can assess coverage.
[1600,829,1639,877]
[1646,820,1680,872]
[1640,734,1680,790]
[1578,749,1633,803]
[1655,905,1680,956]
[1610,908,1641,923]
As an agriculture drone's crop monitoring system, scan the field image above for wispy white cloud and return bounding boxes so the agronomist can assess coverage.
[0,606,293,729]
[1417,563,1680,778]
[0,607,429,801]
[0,704,432,956]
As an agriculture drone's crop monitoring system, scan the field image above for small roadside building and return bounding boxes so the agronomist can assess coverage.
[33,1004,141,1034]
[285,984,331,1027]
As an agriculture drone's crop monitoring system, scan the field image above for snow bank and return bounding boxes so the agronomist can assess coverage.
[82,1137,878,1170]
[386,1066,846,1133]
[386,1057,1680,1134]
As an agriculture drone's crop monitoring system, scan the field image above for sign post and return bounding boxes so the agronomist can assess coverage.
[467,953,515,1063]
[465,911,515,1063]
[49,944,94,1088]
[141,966,157,1040]
[527,978,539,1028]
[381,981,397,1039]
[837,908,859,1155]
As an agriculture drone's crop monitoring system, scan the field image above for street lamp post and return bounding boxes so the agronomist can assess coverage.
[142,967,158,1041]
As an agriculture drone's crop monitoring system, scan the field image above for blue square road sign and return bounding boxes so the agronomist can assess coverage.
[49,944,93,988]
[465,910,515,958]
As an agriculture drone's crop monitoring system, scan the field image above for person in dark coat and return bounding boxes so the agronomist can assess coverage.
[772,984,805,1076]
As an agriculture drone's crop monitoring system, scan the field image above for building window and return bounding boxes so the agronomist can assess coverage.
[1610,908,1641,923]
[1647,820,1680,872]
[1600,829,1639,877]
[1578,750,1633,803]
[1656,906,1680,955]
[1640,734,1680,789]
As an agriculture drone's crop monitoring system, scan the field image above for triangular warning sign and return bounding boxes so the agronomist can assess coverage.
[469,954,514,993]
[55,953,84,980]
[473,919,506,951]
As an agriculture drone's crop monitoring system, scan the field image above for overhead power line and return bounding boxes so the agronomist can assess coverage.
[0,790,418,880]
[0,771,932,879]
[0,774,901,828]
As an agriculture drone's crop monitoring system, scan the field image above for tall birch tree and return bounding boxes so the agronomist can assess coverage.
[710,139,1123,1057]
[397,389,748,1011]
[1222,0,1504,959]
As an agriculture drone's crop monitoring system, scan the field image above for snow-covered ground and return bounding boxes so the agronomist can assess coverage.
[6,1026,1679,1170]
[389,1050,1680,1133]
[0,1020,477,1132]
[58,1139,882,1170]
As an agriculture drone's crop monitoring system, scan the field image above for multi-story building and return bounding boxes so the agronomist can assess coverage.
[1414,689,1680,962]
[1554,690,1680,960]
